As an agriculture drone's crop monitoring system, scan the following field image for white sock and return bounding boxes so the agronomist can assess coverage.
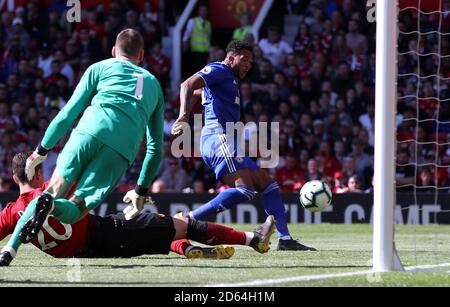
[280,235,292,241]
[184,245,195,256]
[244,232,254,245]
[1,246,16,258]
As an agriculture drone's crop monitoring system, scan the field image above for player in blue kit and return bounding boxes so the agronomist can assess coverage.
[172,40,316,251]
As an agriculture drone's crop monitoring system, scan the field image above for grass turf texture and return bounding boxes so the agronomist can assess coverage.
[1,224,449,287]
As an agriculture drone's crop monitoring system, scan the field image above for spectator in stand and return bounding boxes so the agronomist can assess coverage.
[183,179,207,194]
[242,31,255,46]
[334,171,347,193]
[193,179,206,193]
[365,176,374,193]
[45,84,66,110]
[333,61,353,97]
[159,157,190,192]
[44,60,64,87]
[147,41,171,93]
[0,176,12,192]
[77,27,103,62]
[325,107,340,139]
[233,12,252,41]
[336,120,353,153]
[37,42,54,79]
[139,1,160,43]
[163,107,176,138]
[418,168,436,193]
[346,19,368,54]
[362,151,374,190]
[183,4,212,76]
[303,131,319,156]
[349,138,370,174]
[73,9,106,41]
[312,119,329,142]
[341,156,361,184]
[304,158,323,181]
[330,33,350,65]
[275,154,304,192]
[53,50,75,87]
[293,23,311,53]
[258,26,293,68]
[396,149,415,191]
[318,141,341,177]
[151,179,166,193]
[250,59,273,94]
[345,175,363,193]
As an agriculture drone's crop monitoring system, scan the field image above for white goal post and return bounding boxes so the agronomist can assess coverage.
[373,0,405,272]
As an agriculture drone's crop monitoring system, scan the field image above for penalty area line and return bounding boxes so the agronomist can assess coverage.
[205,263,450,287]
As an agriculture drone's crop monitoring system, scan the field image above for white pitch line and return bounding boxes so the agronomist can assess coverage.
[206,263,450,287]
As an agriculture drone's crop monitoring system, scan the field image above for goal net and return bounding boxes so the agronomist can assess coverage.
[374,0,450,272]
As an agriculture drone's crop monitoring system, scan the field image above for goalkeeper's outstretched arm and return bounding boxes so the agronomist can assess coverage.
[135,82,165,196]
[40,63,98,152]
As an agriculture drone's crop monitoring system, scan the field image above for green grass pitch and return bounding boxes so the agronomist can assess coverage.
[1,224,449,287]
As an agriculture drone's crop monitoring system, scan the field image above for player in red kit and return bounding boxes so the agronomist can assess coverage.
[0,153,275,266]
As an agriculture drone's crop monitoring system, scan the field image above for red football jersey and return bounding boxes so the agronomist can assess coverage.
[0,182,93,258]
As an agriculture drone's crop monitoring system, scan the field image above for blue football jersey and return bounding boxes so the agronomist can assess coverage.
[196,62,241,130]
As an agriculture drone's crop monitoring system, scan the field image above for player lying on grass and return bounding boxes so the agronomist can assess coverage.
[1,29,166,263]
[0,153,276,266]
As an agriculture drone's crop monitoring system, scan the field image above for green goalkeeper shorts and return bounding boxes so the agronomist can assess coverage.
[56,130,129,210]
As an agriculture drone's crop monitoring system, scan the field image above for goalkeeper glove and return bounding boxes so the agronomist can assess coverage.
[25,147,48,181]
[123,189,154,220]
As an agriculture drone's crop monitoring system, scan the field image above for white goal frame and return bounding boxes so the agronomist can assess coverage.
[373,0,404,272]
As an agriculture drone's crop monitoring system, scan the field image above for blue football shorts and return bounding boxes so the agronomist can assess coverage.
[200,132,258,180]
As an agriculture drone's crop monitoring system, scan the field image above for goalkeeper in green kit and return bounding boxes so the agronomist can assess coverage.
[0,29,164,265]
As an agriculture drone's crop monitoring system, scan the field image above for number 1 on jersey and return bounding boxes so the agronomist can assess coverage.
[134,72,144,100]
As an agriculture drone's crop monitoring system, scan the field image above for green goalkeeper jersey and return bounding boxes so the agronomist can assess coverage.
[41,58,165,188]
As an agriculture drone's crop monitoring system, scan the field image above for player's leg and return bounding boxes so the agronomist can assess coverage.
[25,134,127,236]
[252,168,316,251]
[1,168,74,259]
[170,218,235,259]
[22,130,105,240]
[190,168,256,219]
[173,215,276,254]
[169,239,235,259]
[251,168,291,239]
[190,133,256,220]
[70,143,129,217]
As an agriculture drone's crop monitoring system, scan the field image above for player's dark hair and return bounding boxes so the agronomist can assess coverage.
[226,40,253,56]
[115,28,144,58]
[12,151,39,183]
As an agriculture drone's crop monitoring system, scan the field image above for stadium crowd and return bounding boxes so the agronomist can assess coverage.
[0,0,448,194]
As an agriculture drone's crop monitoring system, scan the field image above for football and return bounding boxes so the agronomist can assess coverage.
[299,180,332,212]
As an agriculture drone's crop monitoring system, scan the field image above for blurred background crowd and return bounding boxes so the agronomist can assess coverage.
[0,0,448,194]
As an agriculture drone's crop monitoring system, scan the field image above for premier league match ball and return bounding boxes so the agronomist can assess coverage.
[299,180,332,212]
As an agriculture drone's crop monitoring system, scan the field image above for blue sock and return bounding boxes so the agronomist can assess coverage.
[191,186,255,220]
[261,181,291,239]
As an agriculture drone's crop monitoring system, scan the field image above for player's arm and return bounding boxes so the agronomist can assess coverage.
[137,83,165,190]
[171,74,205,136]
[123,82,164,220]
[0,205,15,241]
[25,64,99,180]
[41,64,99,150]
